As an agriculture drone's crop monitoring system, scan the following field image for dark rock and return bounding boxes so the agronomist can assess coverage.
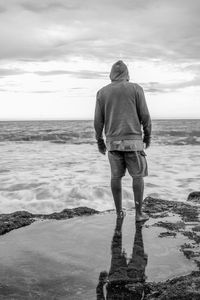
[176,206,199,222]
[187,191,200,203]
[180,243,194,249]
[192,225,200,232]
[154,221,185,231]
[182,231,200,244]
[72,206,99,216]
[143,197,170,214]
[158,231,177,238]
[181,249,198,259]
[149,212,169,219]
[145,271,200,299]
[10,211,34,218]
[50,140,67,144]
[104,271,200,299]
[44,211,75,220]
[36,206,99,220]
[0,207,99,236]
[143,196,200,222]
[0,216,34,236]
[180,243,199,259]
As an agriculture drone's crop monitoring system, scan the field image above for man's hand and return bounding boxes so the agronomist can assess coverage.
[144,141,150,149]
[97,139,107,155]
[143,136,151,149]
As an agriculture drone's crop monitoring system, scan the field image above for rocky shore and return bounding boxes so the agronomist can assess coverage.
[1,197,200,299]
[0,207,99,236]
[137,197,200,299]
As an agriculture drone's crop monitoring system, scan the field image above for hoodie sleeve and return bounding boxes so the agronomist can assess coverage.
[94,91,105,141]
[135,85,152,141]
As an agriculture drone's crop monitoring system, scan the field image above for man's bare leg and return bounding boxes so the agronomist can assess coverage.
[111,178,122,215]
[132,177,149,222]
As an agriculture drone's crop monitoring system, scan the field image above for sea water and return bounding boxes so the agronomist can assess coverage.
[0,119,199,214]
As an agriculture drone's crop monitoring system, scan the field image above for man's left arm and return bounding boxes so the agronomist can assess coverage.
[94,91,106,155]
[136,86,152,148]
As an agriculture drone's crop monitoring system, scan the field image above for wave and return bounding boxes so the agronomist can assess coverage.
[0,120,200,145]
[0,182,136,214]
[0,132,96,144]
[156,136,200,146]
[1,134,199,146]
[153,130,200,137]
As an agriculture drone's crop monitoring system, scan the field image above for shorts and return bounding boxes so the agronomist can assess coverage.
[108,150,148,179]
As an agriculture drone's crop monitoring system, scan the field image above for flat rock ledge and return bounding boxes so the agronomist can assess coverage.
[1,197,200,299]
[0,207,99,236]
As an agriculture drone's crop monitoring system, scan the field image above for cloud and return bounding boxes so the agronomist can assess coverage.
[142,82,169,94]
[142,75,200,94]
[30,90,58,93]
[144,88,163,94]
[35,69,108,79]
[0,0,199,63]
[0,68,26,77]
[0,88,58,93]
[0,5,6,13]
[19,0,83,13]
[20,1,69,12]
[182,63,200,73]
[0,65,108,80]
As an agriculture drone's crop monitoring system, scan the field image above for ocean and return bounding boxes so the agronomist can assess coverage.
[0,119,199,214]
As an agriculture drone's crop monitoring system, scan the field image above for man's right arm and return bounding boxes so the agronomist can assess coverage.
[135,85,152,148]
[94,91,106,154]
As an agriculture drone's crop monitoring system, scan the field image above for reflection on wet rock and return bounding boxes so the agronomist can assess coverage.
[97,217,147,299]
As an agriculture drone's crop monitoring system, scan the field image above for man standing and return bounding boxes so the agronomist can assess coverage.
[94,61,151,221]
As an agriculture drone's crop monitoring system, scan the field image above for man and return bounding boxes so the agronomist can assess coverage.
[94,60,151,222]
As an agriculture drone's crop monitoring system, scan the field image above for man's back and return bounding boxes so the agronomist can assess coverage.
[94,61,151,145]
[96,81,148,141]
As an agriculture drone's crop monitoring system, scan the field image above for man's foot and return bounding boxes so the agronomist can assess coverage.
[136,213,149,222]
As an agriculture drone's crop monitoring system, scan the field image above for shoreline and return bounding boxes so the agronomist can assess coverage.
[1,197,200,299]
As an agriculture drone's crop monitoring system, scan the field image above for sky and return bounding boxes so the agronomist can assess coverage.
[0,0,200,120]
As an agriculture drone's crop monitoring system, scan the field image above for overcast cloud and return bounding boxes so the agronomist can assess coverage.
[0,0,200,62]
[0,0,199,119]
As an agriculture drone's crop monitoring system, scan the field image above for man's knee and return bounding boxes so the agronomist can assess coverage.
[132,177,144,185]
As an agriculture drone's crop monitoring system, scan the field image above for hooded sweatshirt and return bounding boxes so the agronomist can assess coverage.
[94,61,151,145]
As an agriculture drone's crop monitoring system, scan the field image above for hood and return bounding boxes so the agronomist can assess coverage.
[109,60,130,82]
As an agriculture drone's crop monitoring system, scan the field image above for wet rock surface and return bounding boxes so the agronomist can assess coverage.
[144,271,200,299]
[0,207,99,236]
[110,272,200,299]
[1,197,200,299]
[101,197,200,299]
[153,220,185,231]
[0,211,35,236]
[158,231,177,238]
[143,196,200,222]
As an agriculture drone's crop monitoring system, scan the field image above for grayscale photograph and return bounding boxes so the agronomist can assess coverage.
[0,0,200,299]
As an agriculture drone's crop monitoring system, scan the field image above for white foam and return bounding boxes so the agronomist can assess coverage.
[0,142,199,213]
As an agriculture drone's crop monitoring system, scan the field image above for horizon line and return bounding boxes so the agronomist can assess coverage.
[0,117,200,121]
